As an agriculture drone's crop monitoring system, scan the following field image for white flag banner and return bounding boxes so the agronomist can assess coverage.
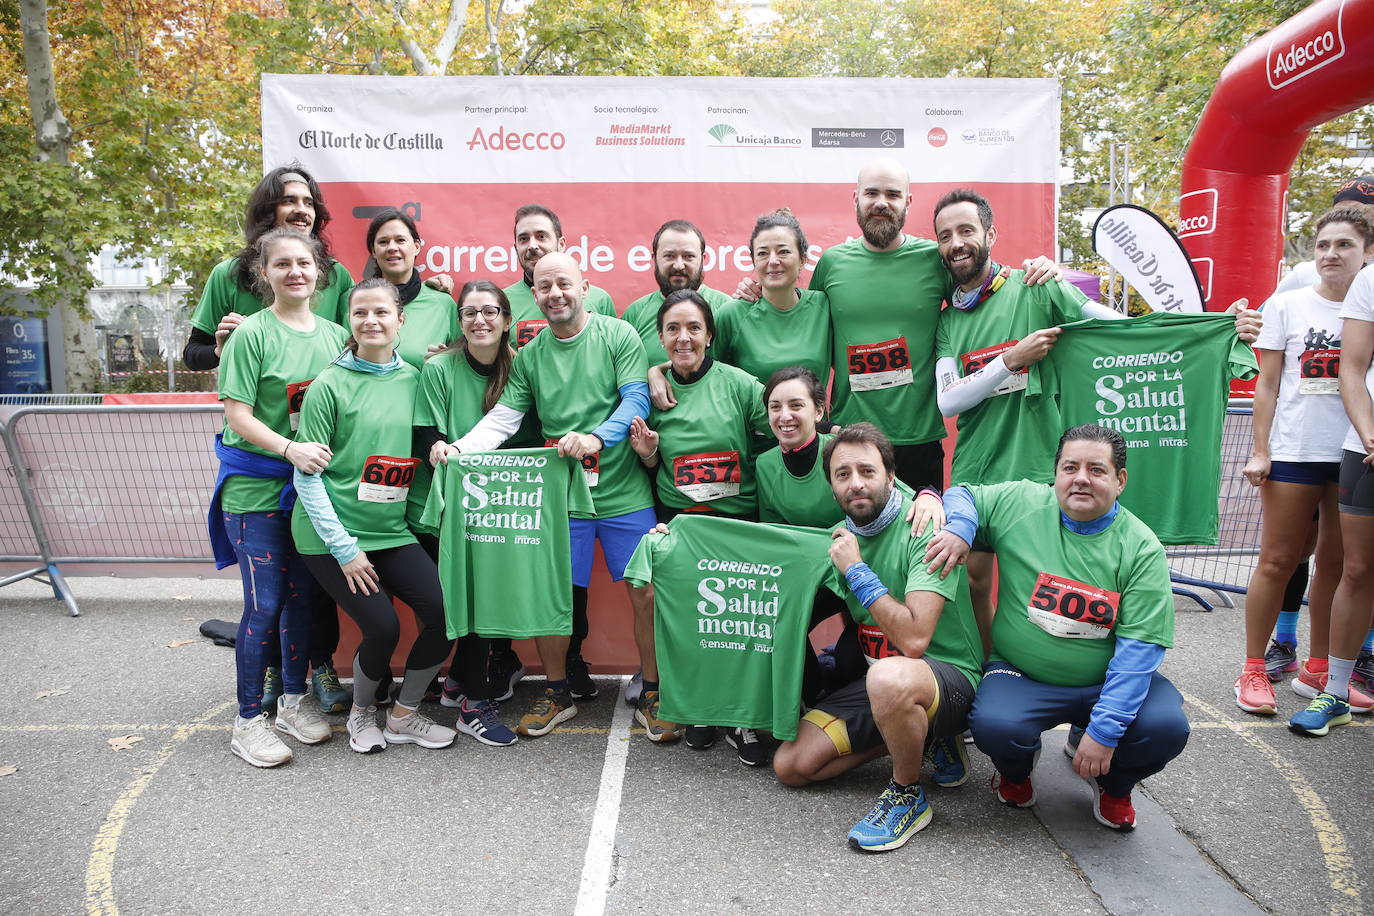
[1092,204,1205,313]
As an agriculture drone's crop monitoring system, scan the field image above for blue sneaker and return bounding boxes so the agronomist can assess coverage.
[1289,692,1352,736]
[926,733,969,787]
[847,780,931,853]
[456,699,518,747]
[261,667,283,716]
[311,663,350,714]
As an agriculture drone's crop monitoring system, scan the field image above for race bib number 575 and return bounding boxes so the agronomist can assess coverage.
[847,337,913,391]
[1026,572,1119,639]
[357,456,419,503]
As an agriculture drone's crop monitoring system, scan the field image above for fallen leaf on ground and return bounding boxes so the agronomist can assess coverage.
[35,687,71,699]
[183,617,196,621]
[107,735,144,752]
[0,765,17,777]
[165,639,194,649]
[172,595,191,601]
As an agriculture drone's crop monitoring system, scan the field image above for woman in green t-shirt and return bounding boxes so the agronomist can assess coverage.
[215,228,345,768]
[362,207,460,369]
[293,279,458,755]
[756,366,843,529]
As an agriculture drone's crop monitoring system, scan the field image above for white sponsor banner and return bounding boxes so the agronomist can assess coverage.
[1092,204,1205,314]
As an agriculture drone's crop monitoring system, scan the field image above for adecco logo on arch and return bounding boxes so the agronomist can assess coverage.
[1267,0,1346,90]
[1178,188,1217,238]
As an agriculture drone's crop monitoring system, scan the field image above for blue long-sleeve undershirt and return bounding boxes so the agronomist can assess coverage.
[1089,637,1165,748]
[941,485,979,546]
[592,381,649,449]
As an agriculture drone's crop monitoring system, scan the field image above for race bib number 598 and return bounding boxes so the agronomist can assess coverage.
[1026,572,1119,639]
[357,456,419,503]
[847,337,913,391]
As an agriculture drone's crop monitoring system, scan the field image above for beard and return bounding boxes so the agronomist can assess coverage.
[842,483,890,527]
[655,265,702,297]
[943,241,991,287]
[857,202,907,249]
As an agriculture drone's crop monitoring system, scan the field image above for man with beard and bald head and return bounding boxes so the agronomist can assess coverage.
[505,204,618,348]
[622,219,734,364]
[446,252,658,738]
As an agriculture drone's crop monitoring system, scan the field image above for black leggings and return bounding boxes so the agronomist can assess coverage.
[301,542,452,703]
[415,531,490,700]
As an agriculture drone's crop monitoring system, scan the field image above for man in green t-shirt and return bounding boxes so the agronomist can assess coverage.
[927,423,1191,832]
[770,423,982,854]
[503,204,617,348]
[621,219,733,364]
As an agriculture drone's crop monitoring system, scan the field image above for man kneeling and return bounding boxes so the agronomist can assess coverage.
[772,423,983,853]
[927,423,1191,831]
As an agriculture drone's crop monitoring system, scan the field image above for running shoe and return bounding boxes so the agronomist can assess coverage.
[1352,651,1374,690]
[488,651,525,703]
[685,725,717,749]
[1263,640,1298,682]
[926,733,969,787]
[516,688,578,737]
[992,773,1036,808]
[1291,662,1374,712]
[1234,668,1278,715]
[724,727,768,766]
[623,671,644,707]
[634,691,682,743]
[1288,692,1352,737]
[261,666,283,716]
[847,780,931,853]
[347,705,385,754]
[311,663,350,714]
[383,710,457,749]
[439,678,465,709]
[1063,725,1085,758]
[456,700,518,747]
[566,654,599,700]
[231,713,292,768]
[275,694,332,744]
[1093,787,1137,831]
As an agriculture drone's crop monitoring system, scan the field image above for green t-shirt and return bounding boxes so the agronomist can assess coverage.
[1047,312,1258,545]
[649,360,769,517]
[812,236,950,446]
[755,434,843,528]
[191,256,354,334]
[291,361,422,555]
[822,493,981,691]
[499,313,652,519]
[621,285,733,365]
[714,289,833,387]
[624,514,832,740]
[395,284,458,370]
[419,448,593,638]
[968,480,1174,686]
[504,279,617,349]
[936,273,1088,486]
[216,309,349,513]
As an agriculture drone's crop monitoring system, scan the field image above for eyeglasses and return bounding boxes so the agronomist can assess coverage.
[459,306,503,321]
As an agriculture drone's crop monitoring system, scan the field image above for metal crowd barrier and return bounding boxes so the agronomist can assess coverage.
[0,404,224,616]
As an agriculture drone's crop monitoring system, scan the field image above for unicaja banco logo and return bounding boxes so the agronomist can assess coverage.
[708,124,736,143]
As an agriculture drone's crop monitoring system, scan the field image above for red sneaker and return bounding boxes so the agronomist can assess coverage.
[1093,787,1136,831]
[993,773,1036,808]
[1234,668,1277,715]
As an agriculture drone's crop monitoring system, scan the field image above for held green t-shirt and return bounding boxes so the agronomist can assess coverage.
[812,236,950,446]
[968,480,1175,686]
[756,434,843,528]
[291,361,422,555]
[216,309,349,513]
[1047,312,1258,545]
[822,493,981,691]
[714,289,833,387]
[503,279,617,349]
[191,256,354,333]
[624,514,833,740]
[649,361,769,516]
[499,313,652,519]
[419,448,593,639]
[936,273,1088,486]
[395,284,458,370]
[622,285,733,365]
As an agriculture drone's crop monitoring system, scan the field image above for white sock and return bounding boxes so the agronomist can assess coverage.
[281,693,304,708]
[1327,656,1356,701]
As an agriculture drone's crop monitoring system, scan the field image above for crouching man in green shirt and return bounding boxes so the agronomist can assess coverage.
[771,422,983,854]
[926,423,1191,831]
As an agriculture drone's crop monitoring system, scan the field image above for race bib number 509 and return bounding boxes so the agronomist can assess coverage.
[847,337,913,391]
[357,456,419,503]
[1026,572,1119,639]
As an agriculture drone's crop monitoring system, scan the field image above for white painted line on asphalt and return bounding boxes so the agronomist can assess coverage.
[574,676,634,916]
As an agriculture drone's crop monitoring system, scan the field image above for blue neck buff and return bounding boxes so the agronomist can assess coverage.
[846,487,903,536]
[337,350,402,374]
[1060,501,1120,535]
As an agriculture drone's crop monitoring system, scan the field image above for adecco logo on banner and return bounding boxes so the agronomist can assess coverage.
[466,126,567,151]
[1177,188,1218,238]
[1268,0,1346,90]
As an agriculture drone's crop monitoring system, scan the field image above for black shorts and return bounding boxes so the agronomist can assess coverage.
[893,441,945,492]
[1338,450,1374,516]
[802,657,975,757]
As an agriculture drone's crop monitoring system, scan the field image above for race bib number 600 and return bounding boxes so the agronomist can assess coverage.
[961,341,1027,396]
[357,456,419,503]
[285,379,313,431]
[1299,348,1340,395]
[847,337,913,391]
[1026,572,1120,639]
[545,438,599,487]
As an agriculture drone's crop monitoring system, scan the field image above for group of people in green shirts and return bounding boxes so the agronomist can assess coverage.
[201,156,1275,855]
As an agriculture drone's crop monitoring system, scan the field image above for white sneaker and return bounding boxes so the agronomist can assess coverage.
[383,709,457,749]
[231,714,292,768]
[347,705,386,754]
[276,694,332,745]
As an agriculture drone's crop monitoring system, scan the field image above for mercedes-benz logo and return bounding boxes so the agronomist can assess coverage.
[880,130,896,147]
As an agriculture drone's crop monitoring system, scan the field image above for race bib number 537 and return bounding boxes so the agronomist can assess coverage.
[1026,572,1119,639]
[847,337,913,391]
[357,456,419,503]
[672,451,741,502]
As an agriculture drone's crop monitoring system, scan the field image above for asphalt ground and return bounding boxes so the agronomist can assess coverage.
[1,576,1369,915]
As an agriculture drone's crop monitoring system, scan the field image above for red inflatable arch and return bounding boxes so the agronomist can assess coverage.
[1179,0,1374,323]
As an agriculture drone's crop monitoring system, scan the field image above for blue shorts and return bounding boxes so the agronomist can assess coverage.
[1269,460,1340,486]
[569,506,659,587]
